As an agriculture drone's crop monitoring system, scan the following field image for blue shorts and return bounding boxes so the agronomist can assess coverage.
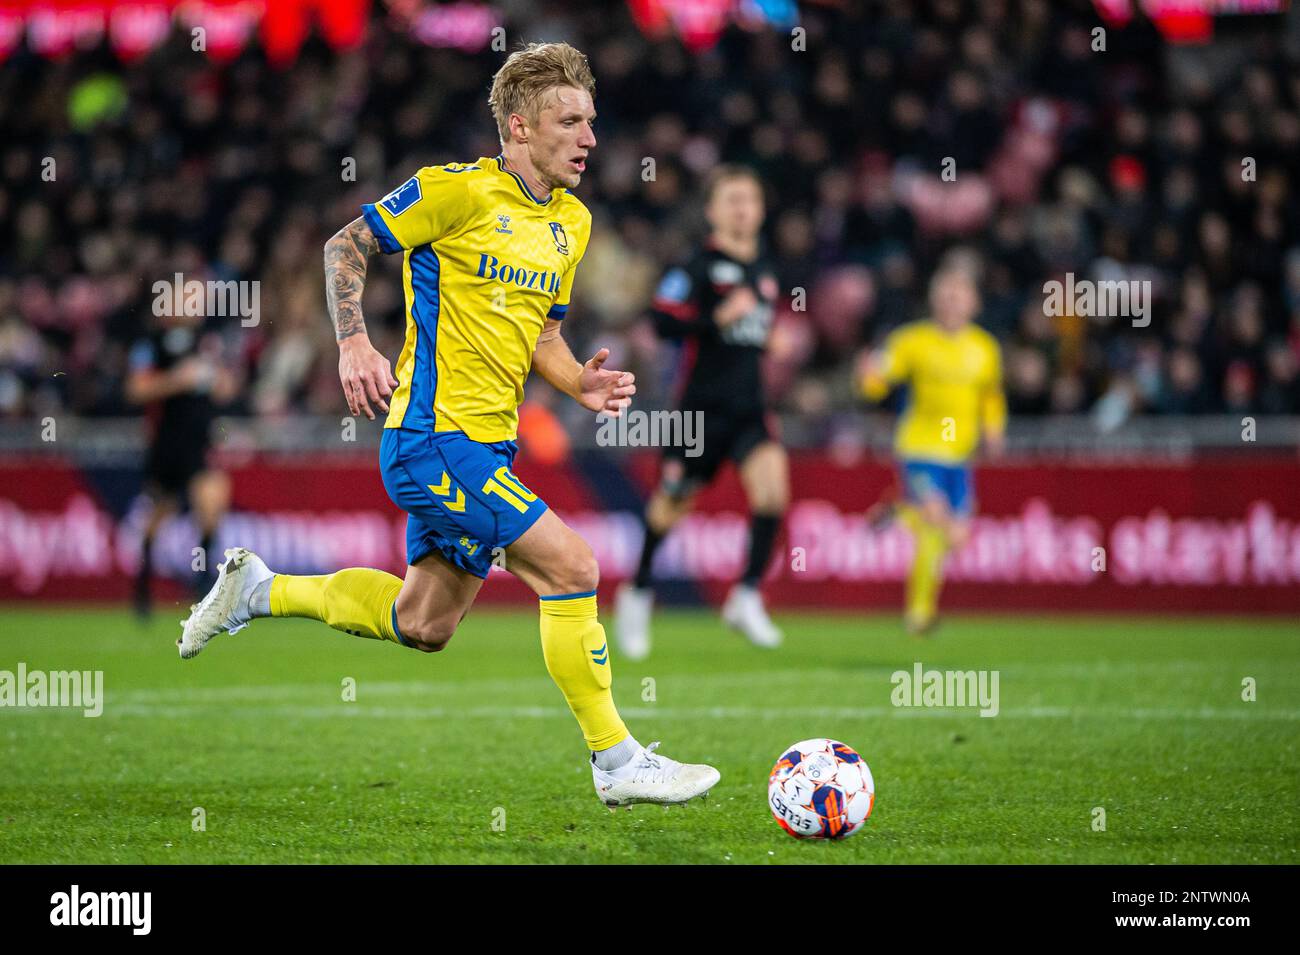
[901,459,974,516]
[380,428,548,578]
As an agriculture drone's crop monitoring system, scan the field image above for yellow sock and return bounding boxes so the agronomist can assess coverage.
[897,502,922,533]
[539,593,629,751]
[270,569,405,645]
[906,521,949,625]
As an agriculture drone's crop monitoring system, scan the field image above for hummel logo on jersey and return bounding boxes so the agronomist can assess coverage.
[590,642,609,665]
[495,214,512,235]
[476,253,563,293]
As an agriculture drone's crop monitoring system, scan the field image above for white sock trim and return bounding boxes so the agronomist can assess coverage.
[592,735,640,771]
[250,577,273,618]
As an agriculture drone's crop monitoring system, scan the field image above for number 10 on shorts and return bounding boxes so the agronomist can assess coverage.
[482,466,537,513]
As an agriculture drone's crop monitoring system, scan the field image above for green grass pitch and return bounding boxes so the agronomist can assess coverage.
[1,605,1296,864]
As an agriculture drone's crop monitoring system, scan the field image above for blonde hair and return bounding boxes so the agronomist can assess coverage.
[704,164,763,203]
[933,247,984,286]
[488,42,595,143]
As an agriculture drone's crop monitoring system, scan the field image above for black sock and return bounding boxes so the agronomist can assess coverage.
[742,514,781,588]
[135,534,154,612]
[634,524,665,590]
[195,530,216,595]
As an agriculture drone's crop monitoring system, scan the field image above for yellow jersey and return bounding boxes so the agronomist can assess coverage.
[362,155,592,442]
[862,320,1006,464]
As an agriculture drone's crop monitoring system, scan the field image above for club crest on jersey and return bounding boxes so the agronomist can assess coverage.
[380,177,421,217]
[549,221,569,255]
[495,214,512,235]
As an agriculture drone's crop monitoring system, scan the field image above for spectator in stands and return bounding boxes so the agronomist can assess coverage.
[0,2,1297,427]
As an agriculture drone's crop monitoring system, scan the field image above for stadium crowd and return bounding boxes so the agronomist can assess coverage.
[2,0,1299,435]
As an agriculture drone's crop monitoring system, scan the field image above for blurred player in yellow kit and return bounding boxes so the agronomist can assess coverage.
[177,43,719,808]
[857,258,1006,634]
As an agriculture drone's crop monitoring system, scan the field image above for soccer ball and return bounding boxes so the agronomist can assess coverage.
[768,738,875,840]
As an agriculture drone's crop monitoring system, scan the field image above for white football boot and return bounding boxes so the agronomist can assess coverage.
[592,742,720,808]
[614,583,654,662]
[178,547,273,659]
[721,583,783,649]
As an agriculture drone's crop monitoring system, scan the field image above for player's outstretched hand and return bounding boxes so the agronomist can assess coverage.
[579,347,636,417]
[338,336,399,421]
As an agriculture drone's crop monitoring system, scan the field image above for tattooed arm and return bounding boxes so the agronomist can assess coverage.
[324,217,398,420]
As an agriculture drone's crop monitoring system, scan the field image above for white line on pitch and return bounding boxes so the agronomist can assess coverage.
[65,703,1300,721]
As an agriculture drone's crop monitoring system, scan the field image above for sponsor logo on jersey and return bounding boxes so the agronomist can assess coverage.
[476,253,563,293]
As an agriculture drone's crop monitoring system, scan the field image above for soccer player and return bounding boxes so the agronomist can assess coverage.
[857,258,1006,635]
[614,165,787,660]
[178,43,719,807]
[126,310,236,616]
